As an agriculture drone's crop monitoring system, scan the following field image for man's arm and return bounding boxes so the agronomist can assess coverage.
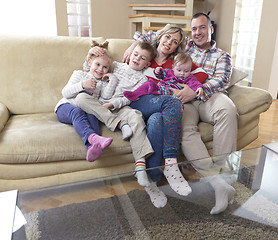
[133,31,156,42]
[200,51,232,101]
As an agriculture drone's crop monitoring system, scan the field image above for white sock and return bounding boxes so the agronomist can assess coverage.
[135,171,150,187]
[209,175,235,214]
[163,158,192,196]
[121,124,133,140]
[135,158,150,187]
[145,181,167,208]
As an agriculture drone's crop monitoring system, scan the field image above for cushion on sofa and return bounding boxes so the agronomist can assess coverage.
[0,113,132,164]
[228,85,273,115]
[0,103,9,133]
[106,38,135,62]
[228,67,248,88]
[0,35,105,115]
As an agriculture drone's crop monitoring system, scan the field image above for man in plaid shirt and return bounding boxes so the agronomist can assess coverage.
[131,12,237,214]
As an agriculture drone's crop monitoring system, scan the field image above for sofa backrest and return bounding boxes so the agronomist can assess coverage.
[0,35,134,115]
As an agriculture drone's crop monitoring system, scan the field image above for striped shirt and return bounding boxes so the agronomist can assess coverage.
[84,61,148,109]
[134,31,232,101]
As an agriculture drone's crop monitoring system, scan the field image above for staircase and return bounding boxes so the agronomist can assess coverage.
[128,1,194,37]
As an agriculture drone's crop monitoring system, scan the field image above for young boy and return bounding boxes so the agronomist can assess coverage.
[75,41,156,187]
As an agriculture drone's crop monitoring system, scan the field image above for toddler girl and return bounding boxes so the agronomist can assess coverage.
[54,42,114,162]
[77,41,132,140]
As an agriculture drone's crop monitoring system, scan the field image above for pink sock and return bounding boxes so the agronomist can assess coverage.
[86,142,102,162]
[88,133,113,150]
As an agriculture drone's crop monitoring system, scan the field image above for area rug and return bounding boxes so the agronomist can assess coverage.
[24,182,278,240]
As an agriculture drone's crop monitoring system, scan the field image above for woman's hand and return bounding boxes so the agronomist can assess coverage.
[82,78,97,90]
[122,41,139,63]
[172,84,197,103]
[86,46,104,61]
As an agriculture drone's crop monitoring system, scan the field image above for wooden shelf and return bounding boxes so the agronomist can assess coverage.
[128,14,191,20]
[143,26,192,32]
[128,4,187,12]
[128,1,194,37]
[128,4,187,7]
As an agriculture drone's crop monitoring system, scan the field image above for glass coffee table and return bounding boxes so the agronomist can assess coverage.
[15,143,278,239]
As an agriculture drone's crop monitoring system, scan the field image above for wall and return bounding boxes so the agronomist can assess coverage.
[55,0,68,36]
[54,0,131,39]
[252,0,278,98]
[91,0,130,39]
[268,32,278,99]
[55,0,236,49]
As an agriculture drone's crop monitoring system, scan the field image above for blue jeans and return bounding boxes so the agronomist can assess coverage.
[56,103,100,150]
[130,95,183,182]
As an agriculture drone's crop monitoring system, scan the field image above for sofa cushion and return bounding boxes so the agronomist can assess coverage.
[0,113,132,164]
[0,35,104,115]
[228,85,273,115]
[106,38,135,62]
[228,67,248,88]
[0,103,9,133]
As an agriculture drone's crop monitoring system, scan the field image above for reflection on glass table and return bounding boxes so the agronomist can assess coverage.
[232,143,278,228]
[17,143,278,239]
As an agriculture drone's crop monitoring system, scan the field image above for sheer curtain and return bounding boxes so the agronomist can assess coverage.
[231,0,263,86]
[0,0,57,36]
[66,0,91,37]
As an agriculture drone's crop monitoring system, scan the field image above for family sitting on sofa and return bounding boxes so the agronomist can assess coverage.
[55,12,237,215]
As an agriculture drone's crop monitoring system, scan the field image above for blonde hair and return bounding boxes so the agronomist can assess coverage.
[89,40,113,72]
[173,52,192,67]
[152,24,186,60]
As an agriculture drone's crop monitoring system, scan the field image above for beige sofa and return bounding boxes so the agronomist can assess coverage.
[0,35,272,191]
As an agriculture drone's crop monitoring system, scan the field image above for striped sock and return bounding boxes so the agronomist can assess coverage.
[119,120,128,129]
[119,120,132,140]
[135,158,150,187]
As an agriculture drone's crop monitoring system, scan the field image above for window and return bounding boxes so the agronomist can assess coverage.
[0,0,56,36]
[231,0,263,86]
[66,0,91,37]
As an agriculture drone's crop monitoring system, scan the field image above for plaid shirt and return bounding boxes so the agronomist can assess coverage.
[134,31,232,101]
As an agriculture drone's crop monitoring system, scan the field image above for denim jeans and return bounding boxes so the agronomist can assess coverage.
[56,103,100,149]
[130,95,183,182]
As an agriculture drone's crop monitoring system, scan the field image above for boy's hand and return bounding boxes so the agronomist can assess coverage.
[103,102,114,109]
[86,46,104,61]
[154,67,162,74]
[82,78,97,90]
[196,87,204,98]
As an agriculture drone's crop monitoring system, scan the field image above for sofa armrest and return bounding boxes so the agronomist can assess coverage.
[0,102,9,132]
[228,85,273,115]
